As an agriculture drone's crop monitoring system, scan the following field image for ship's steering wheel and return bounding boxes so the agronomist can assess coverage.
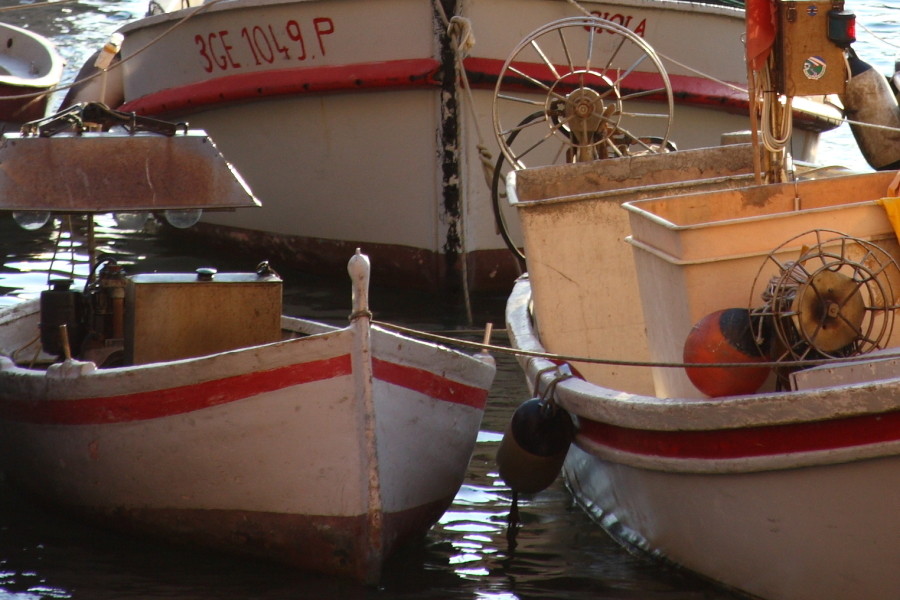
[489,16,675,263]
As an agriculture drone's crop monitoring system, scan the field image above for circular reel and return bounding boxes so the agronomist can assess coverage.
[488,16,674,265]
[491,16,675,170]
[749,230,900,362]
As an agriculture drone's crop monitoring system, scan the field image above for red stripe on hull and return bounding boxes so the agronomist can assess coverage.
[579,409,900,459]
[372,357,488,410]
[0,353,486,425]
[0,83,52,123]
[120,58,442,115]
[117,55,756,128]
[462,57,838,131]
[462,56,746,110]
[0,354,353,425]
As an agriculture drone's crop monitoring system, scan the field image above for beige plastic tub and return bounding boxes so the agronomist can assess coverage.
[624,169,900,398]
[509,144,761,395]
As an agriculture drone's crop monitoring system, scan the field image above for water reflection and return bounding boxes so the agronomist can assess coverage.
[0,0,786,594]
[0,213,735,598]
[0,214,153,303]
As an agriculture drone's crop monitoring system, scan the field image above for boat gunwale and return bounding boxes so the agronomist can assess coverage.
[562,0,745,18]
[0,298,494,402]
[507,170,759,211]
[621,184,888,233]
[108,0,838,132]
[507,277,900,474]
[507,276,900,431]
[121,0,746,33]
[0,22,64,89]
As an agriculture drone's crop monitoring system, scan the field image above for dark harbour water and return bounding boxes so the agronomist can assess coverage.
[0,217,738,600]
[0,1,897,598]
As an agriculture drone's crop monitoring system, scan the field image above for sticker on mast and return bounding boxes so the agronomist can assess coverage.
[802,56,827,80]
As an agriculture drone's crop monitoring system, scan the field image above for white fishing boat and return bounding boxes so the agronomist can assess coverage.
[0,22,63,126]
[61,0,842,296]
[498,2,900,598]
[503,151,900,600]
[0,104,496,584]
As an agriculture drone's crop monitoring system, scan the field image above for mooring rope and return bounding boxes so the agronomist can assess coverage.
[0,0,77,12]
[563,0,900,141]
[373,319,900,371]
[1,0,228,104]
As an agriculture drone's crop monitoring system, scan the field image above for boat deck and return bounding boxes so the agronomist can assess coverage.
[0,57,34,79]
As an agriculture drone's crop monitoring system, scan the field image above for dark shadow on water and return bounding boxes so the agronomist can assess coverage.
[1,218,737,600]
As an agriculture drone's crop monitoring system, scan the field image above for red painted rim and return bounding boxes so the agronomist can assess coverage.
[0,353,488,425]
[578,409,900,459]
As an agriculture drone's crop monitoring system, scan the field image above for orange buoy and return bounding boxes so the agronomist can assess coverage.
[683,308,770,397]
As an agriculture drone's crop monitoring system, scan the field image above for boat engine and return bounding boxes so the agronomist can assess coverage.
[39,279,84,359]
[840,49,900,171]
[37,260,283,367]
[80,259,127,365]
[38,259,127,366]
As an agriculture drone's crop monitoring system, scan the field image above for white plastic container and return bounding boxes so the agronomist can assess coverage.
[509,144,760,394]
[624,170,900,398]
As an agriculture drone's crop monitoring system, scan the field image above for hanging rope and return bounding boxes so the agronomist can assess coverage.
[759,66,793,153]
[372,319,900,371]
[444,12,499,196]
[439,9,475,325]
[0,0,77,13]
[1,0,230,106]
[857,20,900,51]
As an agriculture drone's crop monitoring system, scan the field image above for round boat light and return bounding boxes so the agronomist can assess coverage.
[164,208,202,229]
[113,212,150,230]
[12,211,51,231]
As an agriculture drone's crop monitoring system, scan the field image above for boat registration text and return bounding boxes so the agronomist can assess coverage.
[586,10,647,37]
[195,17,335,73]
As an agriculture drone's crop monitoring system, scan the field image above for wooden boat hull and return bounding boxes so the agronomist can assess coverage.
[0,23,63,125]
[0,300,495,582]
[63,0,841,294]
[504,148,900,598]
[507,276,900,600]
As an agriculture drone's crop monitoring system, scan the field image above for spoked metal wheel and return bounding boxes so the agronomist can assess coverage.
[491,16,675,170]
[749,229,899,364]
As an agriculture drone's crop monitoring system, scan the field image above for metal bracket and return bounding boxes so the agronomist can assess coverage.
[19,102,187,138]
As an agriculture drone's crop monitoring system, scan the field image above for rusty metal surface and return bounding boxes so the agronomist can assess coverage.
[0,130,260,212]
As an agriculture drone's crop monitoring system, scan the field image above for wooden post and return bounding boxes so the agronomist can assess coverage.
[347,249,384,584]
